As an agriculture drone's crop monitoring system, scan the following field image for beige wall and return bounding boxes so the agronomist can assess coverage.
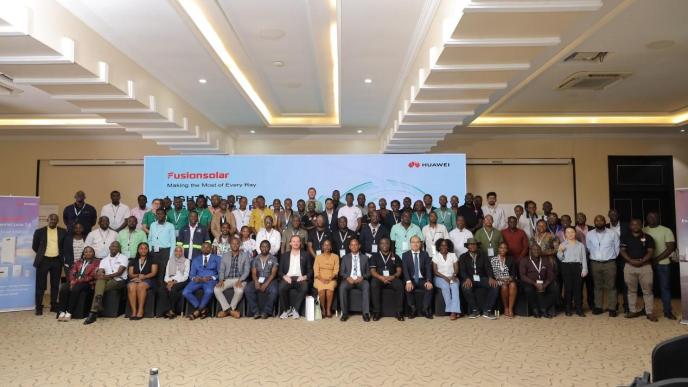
[433,136,688,219]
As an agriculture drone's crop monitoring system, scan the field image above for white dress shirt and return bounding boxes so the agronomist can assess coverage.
[586,228,620,262]
[255,228,281,256]
[482,205,506,231]
[449,227,473,256]
[99,253,129,281]
[232,208,251,231]
[432,252,459,277]
[101,203,130,231]
[338,205,363,232]
[286,251,303,277]
[517,215,532,238]
[85,228,118,258]
[422,224,449,255]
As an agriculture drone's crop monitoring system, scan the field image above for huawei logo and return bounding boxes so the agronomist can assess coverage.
[408,161,421,168]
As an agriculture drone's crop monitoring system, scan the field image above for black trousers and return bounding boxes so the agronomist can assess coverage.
[406,280,433,313]
[370,278,403,314]
[157,280,188,315]
[462,277,499,313]
[152,248,171,284]
[278,280,308,313]
[561,262,583,313]
[523,283,555,313]
[35,257,62,308]
[616,256,629,311]
[58,282,92,314]
[583,257,595,309]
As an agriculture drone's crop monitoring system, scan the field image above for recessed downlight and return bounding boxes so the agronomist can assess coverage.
[356,129,363,134]
[249,130,256,134]
[272,60,285,67]
[198,78,207,84]
[364,78,372,84]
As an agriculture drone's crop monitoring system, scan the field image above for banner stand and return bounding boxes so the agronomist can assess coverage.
[674,189,688,325]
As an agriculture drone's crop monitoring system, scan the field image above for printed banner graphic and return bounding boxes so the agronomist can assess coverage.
[674,189,688,324]
[0,196,39,312]
[144,154,467,205]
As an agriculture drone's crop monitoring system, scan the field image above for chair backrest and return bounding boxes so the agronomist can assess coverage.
[649,377,688,386]
[652,335,688,382]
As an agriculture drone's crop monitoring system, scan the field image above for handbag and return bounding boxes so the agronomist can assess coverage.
[305,296,315,321]
[314,296,322,320]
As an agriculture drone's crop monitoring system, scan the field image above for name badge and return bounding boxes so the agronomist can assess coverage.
[175,230,179,238]
[430,246,436,255]
[154,246,160,253]
[473,274,480,282]
[402,241,409,250]
[316,249,322,256]
[487,247,495,256]
[339,249,346,257]
[371,244,378,253]
[382,270,390,276]
[536,280,544,285]
[258,276,266,284]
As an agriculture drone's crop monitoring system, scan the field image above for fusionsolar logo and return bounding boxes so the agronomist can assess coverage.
[167,171,229,179]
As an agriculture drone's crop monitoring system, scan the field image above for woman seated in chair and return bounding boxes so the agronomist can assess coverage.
[158,246,190,319]
[313,239,339,318]
[127,242,158,320]
[491,242,518,318]
[57,246,99,322]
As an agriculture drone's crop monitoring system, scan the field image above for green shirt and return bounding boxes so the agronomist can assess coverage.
[196,208,212,228]
[411,212,429,230]
[117,228,148,258]
[390,223,423,257]
[142,211,157,230]
[434,208,456,231]
[643,225,675,265]
[167,208,189,231]
[474,227,504,258]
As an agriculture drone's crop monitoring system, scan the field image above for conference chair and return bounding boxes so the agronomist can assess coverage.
[213,287,246,317]
[183,288,217,318]
[651,335,688,382]
[125,287,156,318]
[101,287,126,317]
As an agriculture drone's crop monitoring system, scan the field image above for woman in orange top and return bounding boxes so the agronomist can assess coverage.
[313,239,339,318]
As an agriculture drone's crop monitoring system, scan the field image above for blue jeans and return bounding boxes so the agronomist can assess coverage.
[434,277,461,313]
[656,264,672,313]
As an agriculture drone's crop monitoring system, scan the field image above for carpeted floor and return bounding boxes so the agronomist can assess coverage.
[1,300,685,387]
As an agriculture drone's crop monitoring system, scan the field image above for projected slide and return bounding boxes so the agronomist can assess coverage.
[144,154,466,204]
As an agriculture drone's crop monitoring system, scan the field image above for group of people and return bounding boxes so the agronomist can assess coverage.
[31,187,678,324]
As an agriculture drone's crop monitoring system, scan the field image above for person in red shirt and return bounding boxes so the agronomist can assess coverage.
[57,246,100,322]
[501,216,529,263]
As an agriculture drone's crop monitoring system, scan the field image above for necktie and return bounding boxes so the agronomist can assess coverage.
[203,255,208,267]
[413,253,420,283]
[353,255,359,276]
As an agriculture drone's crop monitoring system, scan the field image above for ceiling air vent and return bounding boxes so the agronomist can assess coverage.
[556,71,630,91]
[564,51,608,63]
[0,72,22,95]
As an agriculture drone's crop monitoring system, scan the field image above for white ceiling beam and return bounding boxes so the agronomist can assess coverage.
[397,122,458,131]
[139,124,199,139]
[420,83,507,90]
[13,61,110,84]
[444,37,560,47]
[0,6,29,36]
[81,95,155,114]
[393,130,453,138]
[412,98,490,105]
[405,111,474,116]
[169,139,221,151]
[431,63,530,72]
[156,133,211,146]
[0,37,75,64]
[464,1,603,13]
[52,80,135,101]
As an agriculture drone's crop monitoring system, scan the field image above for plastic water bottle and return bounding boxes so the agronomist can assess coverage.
[149,368,160,387]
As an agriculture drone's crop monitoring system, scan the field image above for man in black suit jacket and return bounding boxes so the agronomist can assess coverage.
[32,214,66,315]
[322,198,339,233]
[277,235,313,319]
[402,235,434,319]
[359,212,390,255]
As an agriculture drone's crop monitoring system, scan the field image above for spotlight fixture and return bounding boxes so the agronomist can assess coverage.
[198,78,207,84]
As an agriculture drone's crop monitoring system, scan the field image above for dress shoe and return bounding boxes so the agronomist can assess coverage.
[664,312,677,320]
[576,311,586,317]
[363,313,371,322]
[83,312,97,325]
[229,309,241,319]
[608,310,618,317]
[217,310,229,318]
[340,314,349,322]
[253,314,262,320]
[646,314,658,322]
[544,312,553,319]
[408,307,417,318]
[533,312,542,319]
[424,311,434,319]
[396,313,405,322]
[35,308,43,316]
[261,313,269,319]
[565,311,572,317]
[592,308,604,315]
[372,313,381,321]
[625,311,642,319]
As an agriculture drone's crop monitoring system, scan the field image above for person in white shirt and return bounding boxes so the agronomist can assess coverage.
[84,241,129,324]
[482,192,506,231]
[232,196,251,233]
[239,226,257,257]
[255,216,281,256]
[158,246,190,319]
[85,217,118,259]
[422,212,449,255]
[129,195,149,230]
[432,238,461,320]
[449,216,473,256]
[515,205,532,238]
[338,192,363,232]
[100,190,130,232]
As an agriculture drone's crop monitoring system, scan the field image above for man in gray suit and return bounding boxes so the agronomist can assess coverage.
[339,238,371,322]
[214,236,252,318]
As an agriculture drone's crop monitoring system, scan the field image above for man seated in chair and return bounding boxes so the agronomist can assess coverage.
[459,238,499,320]
[369,237,404,321]
[84,241,128,325]
[278,235,313,319]
[519,244,556,318]
[244,240,279,319]
[339,238,371,322]
[214,236,252,319]
[402,235,434,319]
[182,242,221,320]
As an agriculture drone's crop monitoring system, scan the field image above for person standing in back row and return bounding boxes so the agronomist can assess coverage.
[32,214,66,315]
[643,211,677,320]
[621,219,657,322]
[63,190,97,235]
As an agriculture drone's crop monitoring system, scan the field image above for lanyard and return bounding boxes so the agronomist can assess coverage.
[414,212,425,224]
[529,257,543,279]
[381,252,391,267]
[173,210,182,224]
[483,228,494,246]
[79,261,89,277]
[535,233,546,248]
[316,231,326,244]
[74,204,83,218]
[339,231,349,242]
[107,256,117,274]
[138,258,147,273]
[393,213,400,224]
[497,256,507,273]
[437,209,448,224]
[259,257,268,272]
[111,204,120,219]
[153,224,166,242]
[470,253,477,274]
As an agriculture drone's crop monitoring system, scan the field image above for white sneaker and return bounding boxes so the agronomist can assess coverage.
[279,310,290,319]
[57,312,66,322]
[64,312,72,322]
[292,310,300,319]
[286,307,295,318]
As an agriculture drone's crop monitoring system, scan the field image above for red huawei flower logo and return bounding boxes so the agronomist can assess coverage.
[408,161,421,168]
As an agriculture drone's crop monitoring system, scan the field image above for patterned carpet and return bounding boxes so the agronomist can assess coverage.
[1,300,686,387]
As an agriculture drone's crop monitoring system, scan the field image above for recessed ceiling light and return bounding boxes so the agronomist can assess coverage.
[272,60,285,67]
[681,129,686,133]
[646,40,675,50]
[259,29,285,40]
[249,130,256,134]
[198,78,207,84]
[357,129,363,134]
[364,78,372,84]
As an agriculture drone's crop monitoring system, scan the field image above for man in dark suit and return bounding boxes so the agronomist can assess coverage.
[176,210,210,261]
[32,214,66,315]
[339,238,371,322]
[277,235,313,319]
[402,235,434,319]
[322,198,339,233]
[359,211,390,255]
